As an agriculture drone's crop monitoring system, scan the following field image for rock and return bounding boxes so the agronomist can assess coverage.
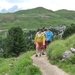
[5,73,8,75]
[62,50,73,59]
[70,47,75,53]
[9,64,13,67]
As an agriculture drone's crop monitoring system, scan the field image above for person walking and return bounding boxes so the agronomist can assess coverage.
[34,28,45,57]
[45,28,53,48]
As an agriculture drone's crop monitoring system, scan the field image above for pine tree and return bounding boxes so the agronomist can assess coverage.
[6,27,26,57]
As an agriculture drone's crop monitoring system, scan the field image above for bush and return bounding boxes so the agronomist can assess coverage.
[64,34,75,48]
[67,54,75,64]
[0,52,3,58]
[27,65,42,75]
[62,24,75,39]
[47,40,67,61]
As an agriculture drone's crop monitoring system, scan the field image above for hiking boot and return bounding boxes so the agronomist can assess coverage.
[41,52,45,55]
[35,54,38,57]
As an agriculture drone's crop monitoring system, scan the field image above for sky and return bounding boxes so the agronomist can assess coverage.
[0,0,75,11]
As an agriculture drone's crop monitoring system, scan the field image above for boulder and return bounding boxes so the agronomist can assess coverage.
[62,50,73,59]
[70,47,75,53]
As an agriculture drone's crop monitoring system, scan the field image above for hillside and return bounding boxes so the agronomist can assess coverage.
[55,9,75,19]
[0,7,75,30]
[15,7,54,16]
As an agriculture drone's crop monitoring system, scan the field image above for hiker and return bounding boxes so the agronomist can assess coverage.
[45,28,53,48]
[34,28,45,57]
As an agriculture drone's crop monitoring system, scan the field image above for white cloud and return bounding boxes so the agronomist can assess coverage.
[0,0,75,11]
[50,0,75,10]
[0,0,30,3]
[6,0,25,3]
[0,1,12,10]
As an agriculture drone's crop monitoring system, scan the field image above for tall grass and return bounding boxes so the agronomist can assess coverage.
[0,51,42,75]
[64,34,75,48]
[47,34,75,75]
[47,40,67,61]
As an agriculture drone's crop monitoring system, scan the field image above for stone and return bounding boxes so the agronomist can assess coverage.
[62,50,73,59]
[70,47,75,53]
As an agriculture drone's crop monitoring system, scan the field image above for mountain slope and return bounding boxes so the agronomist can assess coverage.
[15,7,54,15]
[0,7,75,30]
[55,9,75,19]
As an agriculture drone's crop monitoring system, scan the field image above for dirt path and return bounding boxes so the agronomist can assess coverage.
[31,54,69,75]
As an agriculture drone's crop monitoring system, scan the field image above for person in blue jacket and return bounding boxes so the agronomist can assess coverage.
[45,28,53,48]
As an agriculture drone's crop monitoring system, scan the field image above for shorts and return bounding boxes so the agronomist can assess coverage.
[36,42,44,50]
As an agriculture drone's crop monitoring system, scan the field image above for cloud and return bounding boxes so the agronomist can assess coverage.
[50,0,75,10]
[6,0,25,3]
[0,0,30,3]
[7,0,23,3]
[0,0,75,11]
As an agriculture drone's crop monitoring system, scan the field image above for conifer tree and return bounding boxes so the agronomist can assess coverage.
[6,27,26,57]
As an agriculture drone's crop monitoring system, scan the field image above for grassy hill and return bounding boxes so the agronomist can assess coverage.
[55,9,75,19]
[15,7,54,16]
[0,7,75,30]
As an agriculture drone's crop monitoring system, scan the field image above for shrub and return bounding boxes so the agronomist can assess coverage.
[0,52,4,58]
[47,40,67,61]
[27,65,42,75]
[65,34,75,48]
[67,54,75,64]
[62,24,75,39]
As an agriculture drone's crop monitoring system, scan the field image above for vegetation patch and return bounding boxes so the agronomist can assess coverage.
[0,51,42,75]
[47,34,75,75]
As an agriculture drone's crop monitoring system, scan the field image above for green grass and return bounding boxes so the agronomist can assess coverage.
[47,34,75,75]
[47,40,67,61]
[64,34,75,48]
[0,51,42,75]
